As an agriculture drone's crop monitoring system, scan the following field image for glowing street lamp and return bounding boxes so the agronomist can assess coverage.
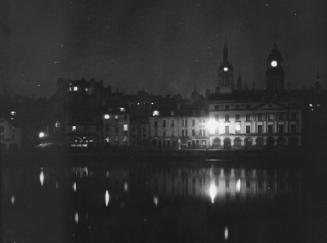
[38,131,46,139]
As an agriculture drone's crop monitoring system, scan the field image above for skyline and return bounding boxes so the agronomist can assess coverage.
[0,0,326,97]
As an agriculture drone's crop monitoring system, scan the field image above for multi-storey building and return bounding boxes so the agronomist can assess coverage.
[149,115,209,149]
[102,107,130,146]
[207,98,302,148]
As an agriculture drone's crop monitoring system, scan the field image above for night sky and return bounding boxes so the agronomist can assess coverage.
[0,0,326,97]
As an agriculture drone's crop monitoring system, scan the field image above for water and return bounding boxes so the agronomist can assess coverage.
[1,159,326,243]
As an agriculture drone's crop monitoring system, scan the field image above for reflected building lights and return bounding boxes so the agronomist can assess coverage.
[74,211,79,224]
[236,179,241,192]
[153,196,159,207]
[39,170,45,186]
[10,195,15,205]
[124,182,128,192]
[224,226,229,240]
[73,181,77,192]
[208,182,218,203]
[105,190,110,207]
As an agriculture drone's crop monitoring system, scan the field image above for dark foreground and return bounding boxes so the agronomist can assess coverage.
[1,150,327,243]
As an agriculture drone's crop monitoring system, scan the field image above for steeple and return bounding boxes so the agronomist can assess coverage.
[216,40,234,94]
[266,42,285,94]
[223,40,228,62]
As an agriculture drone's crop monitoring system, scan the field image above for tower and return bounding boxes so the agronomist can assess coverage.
[266,43,284,93]
[216,41,234,94]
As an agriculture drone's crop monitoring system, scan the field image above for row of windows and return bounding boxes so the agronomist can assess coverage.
[215,112,298,122]
[213,103,298,111]
[154,119,205,128]
[154,124,297,136]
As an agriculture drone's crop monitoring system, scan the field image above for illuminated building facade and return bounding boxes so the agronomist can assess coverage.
[102,108,130,146]
[207,99,302,148]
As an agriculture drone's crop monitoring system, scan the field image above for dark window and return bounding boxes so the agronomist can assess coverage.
[154,121,158,127]
[278,113,284,121]
[291,112,298,121]
[246,125,251,134]
[246,114,251,122]
[192,120,195,127]
[236,104,240,109]
[291,124,297,133]
[214,105,219,111]
[225,114,229,122]
[246,104,251,109]
[258,125,263,134]
[278,124,284,134]
[258,114,263,121]
[171,120,174,127]
[0,126,4,133]
[235,114,240,121]
[163,120,166,128]
[163,131,166,137]
[192,129,196,136]
[225,105,230,110]
[268,125,273,133]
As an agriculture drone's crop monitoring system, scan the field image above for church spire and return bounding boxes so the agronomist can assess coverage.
[223,40,228,62]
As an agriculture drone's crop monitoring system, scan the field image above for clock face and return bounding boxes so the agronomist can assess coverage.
[223,67,228,72]
[270,60,278,67]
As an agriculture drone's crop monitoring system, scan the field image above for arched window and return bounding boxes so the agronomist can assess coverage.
[234,137,242,147]
[213,138,221,148]
[223,137,231,150]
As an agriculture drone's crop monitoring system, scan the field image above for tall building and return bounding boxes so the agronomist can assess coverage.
[266,43,285,93]
[216,42,234,94]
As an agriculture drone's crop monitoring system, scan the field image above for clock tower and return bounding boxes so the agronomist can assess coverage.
[216,41,234,94]
[266,43,284,93]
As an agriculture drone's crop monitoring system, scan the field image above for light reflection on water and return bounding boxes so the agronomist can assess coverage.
[2,163,304,243]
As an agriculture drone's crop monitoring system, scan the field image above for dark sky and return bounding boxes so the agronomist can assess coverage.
[0,0,326,97]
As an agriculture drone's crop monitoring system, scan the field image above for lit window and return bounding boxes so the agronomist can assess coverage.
[309,104,313,107]
[105,137,110,143]
[72,126,77,131]
[120,107,125,112]
[235,123,241,131]
[151,102,154,105]
[10,111,16,116]
[114,115,119,119]
[152,110,159,117]
[123,124,128,131]
[85,88,88,92]
[223,67,228,72]
[104,114,110,120]
[73,86,78,91]
[55,121,61,128]
[69,87,72,91]
[137,102,140,105]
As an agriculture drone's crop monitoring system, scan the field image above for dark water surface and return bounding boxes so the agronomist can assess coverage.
[1,157,327,243]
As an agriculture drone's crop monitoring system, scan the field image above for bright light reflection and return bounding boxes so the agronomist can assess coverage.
[105,190,110,207]
[73,181,77,192]
[205,118,219,134]
[124,182,128,192]
[153,196,159,207]
[11,195,15,205]
[236,179,241,192]
[208,182,218,203]
[39,170,45,186]
[74,211,79,224]
[224,226,229,240]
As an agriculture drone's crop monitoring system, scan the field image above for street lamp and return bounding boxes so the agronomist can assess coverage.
[38,131,46,139]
